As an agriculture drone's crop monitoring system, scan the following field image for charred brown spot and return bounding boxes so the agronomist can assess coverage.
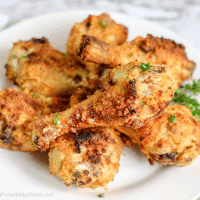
[27,52,37,58]
[102,148,106,153]
[73,75,82,84]
[74,172,81,178]
[89,155,96,161]
[86,21,91,28]
[1,126,15,144]
[77,35,91,58]
[33,136,39,145]
[186,158,193,163]
[33,38,46,44]
[128,79,137,98]
[108,79,115,85]
[97,84,102,90]
[159,152,177,160]
[84,170,89,176]
[86,177,92,184]
[73,130,94,154]
[152,66,166,73]
[130,109,136,114]
[94,158,100,164]
[78,181,85,186]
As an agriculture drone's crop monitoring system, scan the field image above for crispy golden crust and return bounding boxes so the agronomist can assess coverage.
[77,34,195,86]
[29,62,176,150]
[66,13,128,58]
[131,34,196,83]
[6,37,89,97]
[116,105,200,167]
[49,127,124,188]
[0,89,69,151]
[0,89,42,151]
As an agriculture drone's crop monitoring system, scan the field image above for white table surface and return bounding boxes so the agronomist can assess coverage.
[0,0,200,199]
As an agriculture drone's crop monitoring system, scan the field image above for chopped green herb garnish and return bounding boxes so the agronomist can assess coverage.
[112,178,114,181]
[21,55,27,58]
[180,80,200,95]
[6,21,17,28]
[140,62,151,72]
[54,113,59,125]
[64,53,68,57]
[98,193,104,198]
[169,114,176,123]
[33,93,37,98]
[173,88,200,121]
[129,54,132,57]
[100,20,106,27]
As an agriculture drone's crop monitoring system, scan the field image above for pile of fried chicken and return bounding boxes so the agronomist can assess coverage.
[1,13,200,189]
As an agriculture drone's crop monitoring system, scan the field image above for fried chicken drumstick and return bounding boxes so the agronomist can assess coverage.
[29,62,176,150]
[116,105,200,167]
[49,127,124,188]
[0,89,68,151]
[77,34,195,87]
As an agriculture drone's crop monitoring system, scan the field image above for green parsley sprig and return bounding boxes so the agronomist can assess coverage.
[98,193,104,198]
[54,113,60,125]
[173,87,200,121]
[140,62,151,72]
[180,80,200,95]
[169,114,176,123]
[100,20,106,27]
[64,53,68,57]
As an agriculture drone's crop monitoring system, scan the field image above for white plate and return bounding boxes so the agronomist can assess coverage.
[0,10,200,200]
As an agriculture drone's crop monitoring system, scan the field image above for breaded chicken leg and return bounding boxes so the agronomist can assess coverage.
[77,34,195,87]
[49,127,124,188]
[6,37,89,98]
[115,105,200,167]
[29,62,176,150]
[0,89,68,151]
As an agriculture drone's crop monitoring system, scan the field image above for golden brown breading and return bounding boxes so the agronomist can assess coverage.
[115,105,200,167]
[66,13,128,58]
[49,127,124,189]
[66,13,128,91]
[6,37,89,97]
[0,89,42,151]
[29,62,176,150]
[0,89,69,151]
[77,34,195,87]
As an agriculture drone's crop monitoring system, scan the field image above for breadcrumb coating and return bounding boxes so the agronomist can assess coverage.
[116,105,200,167]
[77,34,195,87]
[6,37,89,97]
[0,89,69,151]
[49,127,124,188]
[29,62,176,150]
